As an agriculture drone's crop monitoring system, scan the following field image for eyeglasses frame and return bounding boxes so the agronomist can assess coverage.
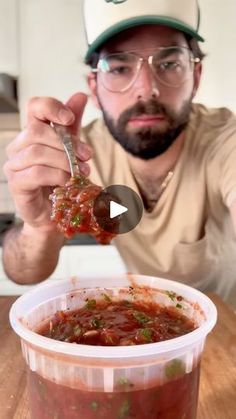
[91,46,201,92]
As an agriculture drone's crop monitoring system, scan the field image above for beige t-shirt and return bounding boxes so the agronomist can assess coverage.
[81,103,236,305]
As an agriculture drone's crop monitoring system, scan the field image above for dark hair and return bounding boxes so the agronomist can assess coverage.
[86,35,206,69]
[86,51,100,68]
[185,36,206,61]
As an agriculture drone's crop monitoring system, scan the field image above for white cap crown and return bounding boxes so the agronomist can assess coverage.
[83,0,204,62]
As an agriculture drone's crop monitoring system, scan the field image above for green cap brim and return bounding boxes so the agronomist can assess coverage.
[85,16,204,63]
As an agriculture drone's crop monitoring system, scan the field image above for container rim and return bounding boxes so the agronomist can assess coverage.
[9,274,217,359]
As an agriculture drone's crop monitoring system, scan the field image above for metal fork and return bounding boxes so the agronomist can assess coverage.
[51,122,80,178]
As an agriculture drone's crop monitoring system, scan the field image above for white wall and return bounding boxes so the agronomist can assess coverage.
[197,0,236,110]
[18,0,101,126]
[15,0,236,125]
[0,0,19,76]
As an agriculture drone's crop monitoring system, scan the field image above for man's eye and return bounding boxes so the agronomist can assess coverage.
[158,61,180,71]
[109,65,131,75]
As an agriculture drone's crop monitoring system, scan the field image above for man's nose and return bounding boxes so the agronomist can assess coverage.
[134,62,160,100]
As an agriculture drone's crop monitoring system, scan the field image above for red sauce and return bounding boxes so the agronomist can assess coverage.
[32,297,199,418]
[37,297,196,346]
[49,176,116,244]
[27,363,200,419]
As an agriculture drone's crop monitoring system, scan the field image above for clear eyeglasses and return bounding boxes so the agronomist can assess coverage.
[92,46,200,93]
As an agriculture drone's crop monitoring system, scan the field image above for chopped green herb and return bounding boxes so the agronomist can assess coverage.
[166,291,177,301]
[72,175,89,187]
[58,203,68,210]
[91,316,103,329]
[85,299,96,310]
[122,300,133,307]
[118,399,131,418]
[90,401,98,411]
[102,293,112,302]
[176,303,183,309]
[117,377,133,388]
[165,359,185,379]
[133,311,150,324]
[71,214,83,227]
[140,328,153,342]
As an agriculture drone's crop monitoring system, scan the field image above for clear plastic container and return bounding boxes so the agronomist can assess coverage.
[10,274,217,419]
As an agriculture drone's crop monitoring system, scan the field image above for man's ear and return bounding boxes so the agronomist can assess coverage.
[87,72,101,109]
[192,62,202,98]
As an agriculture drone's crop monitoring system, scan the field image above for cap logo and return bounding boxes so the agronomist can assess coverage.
[105,0,127,4]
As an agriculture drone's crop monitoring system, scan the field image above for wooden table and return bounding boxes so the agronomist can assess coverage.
[0,293,235,419]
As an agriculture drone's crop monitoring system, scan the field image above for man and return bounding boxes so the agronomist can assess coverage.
[2,0,236,307]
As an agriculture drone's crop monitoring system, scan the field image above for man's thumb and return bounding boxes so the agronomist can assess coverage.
[65,92,88,135]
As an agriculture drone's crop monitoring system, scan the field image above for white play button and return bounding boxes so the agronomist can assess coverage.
[93,185,143,234]
[110,201,128,219]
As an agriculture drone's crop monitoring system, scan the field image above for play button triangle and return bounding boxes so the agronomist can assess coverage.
[110,201,128,219]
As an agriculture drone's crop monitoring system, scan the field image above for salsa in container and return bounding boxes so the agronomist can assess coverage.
[28,364,200,419]
[38,294,196,346]
[9,275,217,419]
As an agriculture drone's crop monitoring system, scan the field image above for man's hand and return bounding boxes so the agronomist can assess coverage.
[3,92,92,232]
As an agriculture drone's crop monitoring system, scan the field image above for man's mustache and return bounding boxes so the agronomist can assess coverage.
[118,99,171,125]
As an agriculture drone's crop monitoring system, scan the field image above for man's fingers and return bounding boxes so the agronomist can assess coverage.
[4,163,90,192]
[6,121,60,156]
[26,93,88,136]
[5,145,71,173]
[6,121,92,163]
[27,97,75,125]
[65,92,88,135]
[4,165,71,191]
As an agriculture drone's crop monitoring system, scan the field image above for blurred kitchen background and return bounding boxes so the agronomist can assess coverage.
[0,0,236,295]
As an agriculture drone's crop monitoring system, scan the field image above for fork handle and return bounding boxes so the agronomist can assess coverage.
[51,123,80,178]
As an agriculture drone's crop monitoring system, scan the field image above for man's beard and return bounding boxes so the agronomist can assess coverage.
[99,98,192,160]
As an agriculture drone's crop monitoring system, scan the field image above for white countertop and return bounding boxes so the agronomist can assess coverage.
[0,245,126,295]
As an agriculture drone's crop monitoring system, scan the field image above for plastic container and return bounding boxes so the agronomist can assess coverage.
[10,274,217,419]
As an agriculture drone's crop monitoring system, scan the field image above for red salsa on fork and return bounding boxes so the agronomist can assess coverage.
[50,176,117,244]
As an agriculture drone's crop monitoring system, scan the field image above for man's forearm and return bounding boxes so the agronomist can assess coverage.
[2,223,65,284]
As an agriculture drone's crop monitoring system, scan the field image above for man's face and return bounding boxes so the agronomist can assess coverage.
[89,25,201,160]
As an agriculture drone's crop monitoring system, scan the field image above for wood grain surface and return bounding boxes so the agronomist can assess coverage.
[0,293,235,419]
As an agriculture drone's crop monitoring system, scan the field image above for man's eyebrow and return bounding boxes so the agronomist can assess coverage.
[158,46,185,59]
[101,45,186,58]
[100,52,131,61]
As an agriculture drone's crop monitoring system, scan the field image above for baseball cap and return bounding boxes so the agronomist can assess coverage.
[84,0,204,63]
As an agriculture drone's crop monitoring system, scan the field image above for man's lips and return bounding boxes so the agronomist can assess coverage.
[128,115,166,128]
